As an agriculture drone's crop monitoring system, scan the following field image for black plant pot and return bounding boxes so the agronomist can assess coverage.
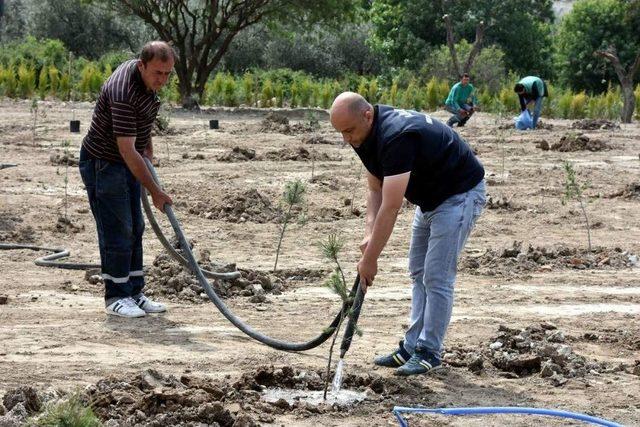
[209,119,219,129]
[70,120,81,133]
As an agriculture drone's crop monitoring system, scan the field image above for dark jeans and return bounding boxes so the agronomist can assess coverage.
[79,146,145,303]
[446,104,474,127]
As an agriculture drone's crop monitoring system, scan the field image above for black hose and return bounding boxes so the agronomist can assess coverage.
[143,158,360,351]
[141,189,240,280]
[340,276,366,358]
[0,243,100,269]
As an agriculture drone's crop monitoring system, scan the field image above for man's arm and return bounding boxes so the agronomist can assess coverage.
[519,94,527,111]
[358,171,410,291]
[116,136,172,212]
[360,171,383,253]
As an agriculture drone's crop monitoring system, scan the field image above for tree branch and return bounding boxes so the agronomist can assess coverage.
[442,14,461,77]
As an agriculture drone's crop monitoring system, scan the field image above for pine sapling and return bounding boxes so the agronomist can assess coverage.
[319,233,350,399]
[273,179,306,272]
[562,160,592,251]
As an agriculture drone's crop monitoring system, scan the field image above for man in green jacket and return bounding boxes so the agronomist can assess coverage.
[445,73,478,127]
[514,76,548,129]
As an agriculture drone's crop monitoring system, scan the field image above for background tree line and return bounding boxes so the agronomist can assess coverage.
[0,0,638,119]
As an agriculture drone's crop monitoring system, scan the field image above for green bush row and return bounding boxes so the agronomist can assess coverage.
[0,61,638,120]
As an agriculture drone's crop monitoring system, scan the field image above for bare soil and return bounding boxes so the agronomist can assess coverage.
[1,100,639,426]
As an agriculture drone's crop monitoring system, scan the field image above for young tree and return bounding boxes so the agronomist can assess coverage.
[273,179,306,272]
[102,0,360,107]
[555,0,640,99]
[562,160,592,251]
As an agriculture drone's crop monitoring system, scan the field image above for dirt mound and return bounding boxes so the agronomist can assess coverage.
[571,119,620,131]
[0,213,38,243]
[145,245,287,303]
[302,134,341,145]
[262,146,336,162]
[462,241,637,276]
[309,173,342,190]
[49,152,78,166]
[216,146,257,162]
[485,194,523,211]
[550,133,609,152]
[54,216,84,234]
[2,386,41,414]
[608,183,640,199]
[445,323,634,384]
[188,189,278,223]
[259,112,315,134]
[80,365,404,426]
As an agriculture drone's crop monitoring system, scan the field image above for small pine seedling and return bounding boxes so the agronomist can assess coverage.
[562,160,592,251]
[273,179,306,272]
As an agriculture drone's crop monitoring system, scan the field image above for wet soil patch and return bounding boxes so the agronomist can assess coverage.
[7,365,424,426]
[444,323,634,385]
[462,241,636,276]
[571,119,620,131]
[549,133,609,152]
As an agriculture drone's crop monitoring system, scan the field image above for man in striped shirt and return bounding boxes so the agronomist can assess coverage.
[79,41,175,318]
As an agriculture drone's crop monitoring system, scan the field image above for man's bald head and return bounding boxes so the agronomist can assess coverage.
[140,41,177,65]
[330,92,374,148]
[330,91,371,119]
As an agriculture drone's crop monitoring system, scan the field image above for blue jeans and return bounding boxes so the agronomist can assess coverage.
[79,146,145,303]
[403,180,486,360]
[446,103,474,127]
[531,97,543,129]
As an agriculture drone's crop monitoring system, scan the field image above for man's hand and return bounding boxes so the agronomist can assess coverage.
[357,255,377,293]
[151,190,173,213]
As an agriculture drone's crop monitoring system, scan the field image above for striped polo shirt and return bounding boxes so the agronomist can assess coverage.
[82,59,160,162]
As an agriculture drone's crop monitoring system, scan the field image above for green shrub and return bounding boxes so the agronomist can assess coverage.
[223,76,237,106]
[0,65,18,97]
[17,63,37,98]
[32,393,101,427]
[261,78,274,107]
[48,65,60,98]
[298,77,313,107]
[79,63,103,99]
[242,72,255,106]
[569,91,588,119]
[38,66,49,99]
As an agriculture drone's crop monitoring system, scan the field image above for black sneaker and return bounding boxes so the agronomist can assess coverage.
[395,349,442,376]
[373,340,412,368]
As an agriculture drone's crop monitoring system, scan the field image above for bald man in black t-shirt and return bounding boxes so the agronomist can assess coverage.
[330,92,486,376]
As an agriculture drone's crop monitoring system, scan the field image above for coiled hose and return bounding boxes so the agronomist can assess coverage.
[140,157,364,352]
[392,406,623,427]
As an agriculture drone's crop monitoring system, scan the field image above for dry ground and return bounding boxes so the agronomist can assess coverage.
[1,99,639,426]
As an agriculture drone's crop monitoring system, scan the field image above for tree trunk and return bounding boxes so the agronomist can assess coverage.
[621,84,635,123]
[595,48,640,123]
[443,15,484,78]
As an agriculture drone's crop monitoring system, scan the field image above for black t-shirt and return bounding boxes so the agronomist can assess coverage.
[353,105,484,211]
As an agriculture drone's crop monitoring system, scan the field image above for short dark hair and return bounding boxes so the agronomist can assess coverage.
[514,83,525,93]
[462,73,470,79]
[140,41,177,64]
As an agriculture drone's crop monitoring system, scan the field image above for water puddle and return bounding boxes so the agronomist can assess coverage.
[262,388,367,406]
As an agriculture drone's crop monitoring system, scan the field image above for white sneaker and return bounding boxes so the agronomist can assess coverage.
[134,294,166,313]
[106,297,146,318]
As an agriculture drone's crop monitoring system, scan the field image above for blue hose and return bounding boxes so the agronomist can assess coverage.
[392,406,624,427]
